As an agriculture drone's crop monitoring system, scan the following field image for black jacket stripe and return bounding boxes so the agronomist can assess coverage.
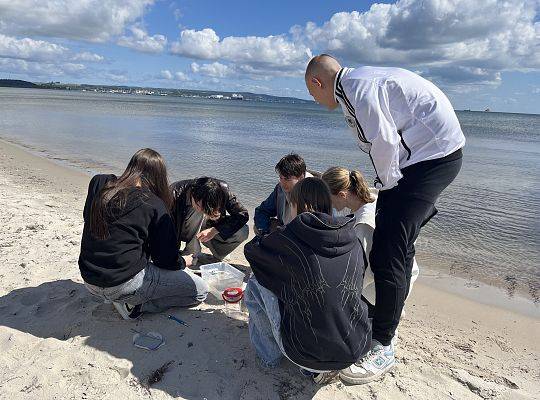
[335,89,368,143]
[398,130,411,161]
[335,81,369,143]
[335,71,383,187]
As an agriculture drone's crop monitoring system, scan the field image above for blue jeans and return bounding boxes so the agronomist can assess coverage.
[244,277,285,368]
[85,262,208,313]
[245,277,329,373]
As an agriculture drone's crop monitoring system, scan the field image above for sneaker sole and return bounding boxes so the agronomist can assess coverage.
[313,370,340,385]
[339,363,395,385]
[112,302,141,320]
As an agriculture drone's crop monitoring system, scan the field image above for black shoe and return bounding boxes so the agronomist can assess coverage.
[113,302,143,320]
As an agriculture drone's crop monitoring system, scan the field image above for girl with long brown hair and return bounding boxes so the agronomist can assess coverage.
[79,149,207,320]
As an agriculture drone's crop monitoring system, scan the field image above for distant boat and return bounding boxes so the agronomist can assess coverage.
[485,108,491,112]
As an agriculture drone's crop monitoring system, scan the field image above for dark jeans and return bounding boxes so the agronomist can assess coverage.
[180,206,249,260]
[371,149,463,346]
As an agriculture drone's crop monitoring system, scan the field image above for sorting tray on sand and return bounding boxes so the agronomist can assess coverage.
[200,262,245,298]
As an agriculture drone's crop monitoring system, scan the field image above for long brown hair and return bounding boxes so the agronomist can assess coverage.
[322,167,375,204]
[289,177,332,215]
[90,148,173,239]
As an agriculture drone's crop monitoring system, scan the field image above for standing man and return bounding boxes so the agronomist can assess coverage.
[305,54,465,384]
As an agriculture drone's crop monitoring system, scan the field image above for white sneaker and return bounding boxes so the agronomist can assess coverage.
[339,340,395,385]
[112,302,143,320]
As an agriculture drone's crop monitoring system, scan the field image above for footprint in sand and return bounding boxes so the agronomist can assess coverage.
[91,303,122,322]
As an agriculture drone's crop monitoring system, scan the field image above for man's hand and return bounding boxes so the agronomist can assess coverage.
[197,227,219,243]
[182,255,194,267]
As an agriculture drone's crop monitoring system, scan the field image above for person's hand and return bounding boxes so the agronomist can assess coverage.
[182,254,194,267]
[197,227,218,243]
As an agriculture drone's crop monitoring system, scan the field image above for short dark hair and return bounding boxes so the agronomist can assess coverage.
[190,177,227,216]
[275,153,306,179]
[289,177,332,215]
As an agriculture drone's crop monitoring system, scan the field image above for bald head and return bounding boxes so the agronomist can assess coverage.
[304,54,341,110]
[305,54,342,82]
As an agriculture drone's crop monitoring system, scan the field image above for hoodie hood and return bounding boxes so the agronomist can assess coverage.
[286,211,358,257]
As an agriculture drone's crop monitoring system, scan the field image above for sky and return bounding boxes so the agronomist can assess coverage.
[0,0,539,114]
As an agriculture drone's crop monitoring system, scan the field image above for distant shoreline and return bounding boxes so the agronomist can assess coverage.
[0,79,313,105]
[3,80,540,115]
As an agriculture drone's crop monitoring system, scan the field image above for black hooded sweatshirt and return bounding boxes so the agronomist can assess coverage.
[244,212,372,371]
[78,174,181,287]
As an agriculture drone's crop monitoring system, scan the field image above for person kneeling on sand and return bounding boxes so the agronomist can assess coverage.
[244,177,372,385]
[254,153,315,236]
[170,177,249,263]
[79,149,208,320]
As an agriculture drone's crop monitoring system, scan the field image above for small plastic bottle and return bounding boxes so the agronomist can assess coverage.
[222,287,245,319]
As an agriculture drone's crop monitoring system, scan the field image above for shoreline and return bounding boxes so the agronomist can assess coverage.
[1,136,538,314]
[0,136,539,399]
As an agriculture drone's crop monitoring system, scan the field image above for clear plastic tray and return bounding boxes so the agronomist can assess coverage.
[200,262,245,298]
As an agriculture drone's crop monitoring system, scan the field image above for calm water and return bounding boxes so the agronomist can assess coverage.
[1,88,539,300]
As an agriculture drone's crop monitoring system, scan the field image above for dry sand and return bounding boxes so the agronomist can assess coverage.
[0,138,539,400]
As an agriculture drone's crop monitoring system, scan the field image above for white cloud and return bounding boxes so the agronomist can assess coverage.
[0,0,154,42]
[0,57,85,78]
[117,26,167,53]
[71,51,104,62]
[294,0,539,86]
[0,33,107,80]
[158,69,190,81]
[190,62,234,78]
[170,28,312,76]
[160,69,173,80]
[175,71,189,81]
[0,34,68,61]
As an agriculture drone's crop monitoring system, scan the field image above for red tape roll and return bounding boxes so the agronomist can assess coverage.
[222,287,244,303]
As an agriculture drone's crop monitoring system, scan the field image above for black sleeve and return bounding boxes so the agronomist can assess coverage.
[244,231,290,294]
[169,179,193,247]
[212,190,249,239]
[148,200,183,270]
[82,174,116,222]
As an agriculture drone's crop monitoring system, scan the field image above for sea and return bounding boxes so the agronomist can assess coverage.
[1,88,539,305]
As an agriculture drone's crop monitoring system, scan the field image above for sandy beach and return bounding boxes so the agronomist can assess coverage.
[0,138,538,400]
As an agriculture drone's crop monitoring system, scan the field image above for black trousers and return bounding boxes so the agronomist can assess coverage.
[370,149,463,346]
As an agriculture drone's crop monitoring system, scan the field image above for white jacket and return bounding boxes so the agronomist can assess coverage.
[335,66,466,190]
[351,191,419,305]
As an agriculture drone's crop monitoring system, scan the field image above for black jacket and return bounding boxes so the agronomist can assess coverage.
[79,174,181,287]
[170,179,249,243]
[245,212,372,371]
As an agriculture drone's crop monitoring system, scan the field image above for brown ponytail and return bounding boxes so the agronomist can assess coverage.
[322,167,375,204]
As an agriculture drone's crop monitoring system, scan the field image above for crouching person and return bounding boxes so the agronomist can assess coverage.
[79,149,208,320]
[244,177,372,384]
[171,177,249,262]
[253,153,315,236]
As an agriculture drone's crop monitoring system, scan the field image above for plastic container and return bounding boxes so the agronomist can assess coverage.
[200,262,245,298]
